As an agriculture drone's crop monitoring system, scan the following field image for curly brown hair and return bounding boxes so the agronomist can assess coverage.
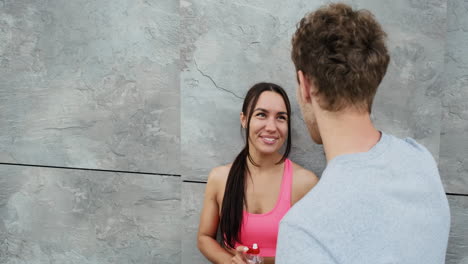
[292,3,390,112]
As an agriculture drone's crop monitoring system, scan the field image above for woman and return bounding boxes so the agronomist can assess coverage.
[197,83,319,264]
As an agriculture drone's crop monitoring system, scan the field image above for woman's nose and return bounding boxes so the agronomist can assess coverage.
[265,118,276,131]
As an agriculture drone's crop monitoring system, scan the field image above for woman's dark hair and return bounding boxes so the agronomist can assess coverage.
[220,82,292,249]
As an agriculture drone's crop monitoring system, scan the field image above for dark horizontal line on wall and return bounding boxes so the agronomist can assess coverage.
[0,162,181,177]
[446,192,468,197]
[183,179,207,184]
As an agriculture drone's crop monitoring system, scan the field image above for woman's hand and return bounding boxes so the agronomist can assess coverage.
[226,245,249,264]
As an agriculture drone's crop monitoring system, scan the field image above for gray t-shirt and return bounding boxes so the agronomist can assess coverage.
[276,132,450,264]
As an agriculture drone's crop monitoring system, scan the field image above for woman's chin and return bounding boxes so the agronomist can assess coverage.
[254,146,281,156]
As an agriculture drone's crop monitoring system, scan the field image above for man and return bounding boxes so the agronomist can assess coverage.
[276,3,450,264]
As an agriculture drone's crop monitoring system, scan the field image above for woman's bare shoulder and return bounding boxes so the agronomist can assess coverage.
[205,164,232,203]
[289,161,319,204]
[207,163,232,185]
[290,161,319,188]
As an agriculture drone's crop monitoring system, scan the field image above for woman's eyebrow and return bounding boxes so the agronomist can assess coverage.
[253,108,287,115]
[253,108,268,112]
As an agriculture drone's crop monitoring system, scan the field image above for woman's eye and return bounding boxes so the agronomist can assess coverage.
[256,113,266,117]
[278,115,287,120]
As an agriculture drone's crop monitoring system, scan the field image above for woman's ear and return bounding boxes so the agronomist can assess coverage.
[240,112,247,128]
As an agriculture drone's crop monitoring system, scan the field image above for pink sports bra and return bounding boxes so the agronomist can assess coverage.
[234,158,293,257]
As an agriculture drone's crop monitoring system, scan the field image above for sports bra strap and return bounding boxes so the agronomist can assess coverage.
[279,158,292,206]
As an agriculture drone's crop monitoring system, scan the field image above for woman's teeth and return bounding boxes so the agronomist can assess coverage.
[262,137,277,144]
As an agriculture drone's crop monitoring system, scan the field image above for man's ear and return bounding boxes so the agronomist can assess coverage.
[298,70,313,103]
[240,112,246,128]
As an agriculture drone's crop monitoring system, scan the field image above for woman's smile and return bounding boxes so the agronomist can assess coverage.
[259,135,279,145]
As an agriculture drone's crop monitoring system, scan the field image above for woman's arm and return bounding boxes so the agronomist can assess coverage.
[197,168,235,264]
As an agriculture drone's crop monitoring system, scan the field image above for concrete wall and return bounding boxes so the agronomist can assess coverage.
[1,0,467,263]
[0,166,180,264]
[0,0,180,263]
[440,0,468,195]
[0,0,179,173]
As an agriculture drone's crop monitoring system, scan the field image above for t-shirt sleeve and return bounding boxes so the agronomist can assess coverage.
[276,221,338,264]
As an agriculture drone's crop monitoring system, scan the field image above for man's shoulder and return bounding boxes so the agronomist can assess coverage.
[386,133,435,159]
[384,134,439,173]
[344,132,437,170]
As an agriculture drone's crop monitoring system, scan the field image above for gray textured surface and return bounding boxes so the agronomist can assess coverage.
[1,0,468,263]
[183,182,468,264]
[181,0,446,182]
[182,182,209,264]
[0,164,181,264]
[0,0,180,174]
[446,196,468,264]
[440,0,468,194]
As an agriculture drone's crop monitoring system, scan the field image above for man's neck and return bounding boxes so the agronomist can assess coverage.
[317,110,381,162]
